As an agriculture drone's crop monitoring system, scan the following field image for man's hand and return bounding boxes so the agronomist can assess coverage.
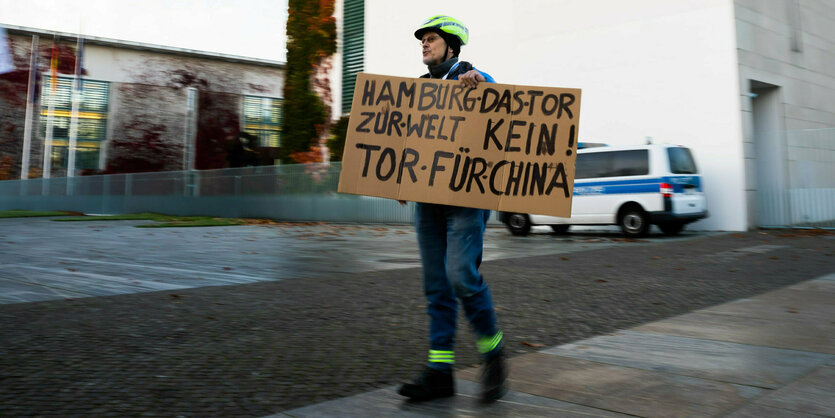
[459,70,485,89]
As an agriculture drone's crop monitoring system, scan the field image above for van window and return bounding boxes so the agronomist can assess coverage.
[575,152,609,179]
[575,150,649,179]
[610,150,649,176]
[668,147,697,174]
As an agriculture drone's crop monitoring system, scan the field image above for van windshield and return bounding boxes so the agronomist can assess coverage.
[668,147,698,174]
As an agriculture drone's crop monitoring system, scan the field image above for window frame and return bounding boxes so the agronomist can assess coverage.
[39,75,110,171]
[242,95,283,148]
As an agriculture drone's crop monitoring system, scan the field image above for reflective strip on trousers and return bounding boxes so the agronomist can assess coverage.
[477,331,503,354]
[428,349,455,364]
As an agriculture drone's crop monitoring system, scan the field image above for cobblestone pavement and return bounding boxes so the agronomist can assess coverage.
[0,228,832,416]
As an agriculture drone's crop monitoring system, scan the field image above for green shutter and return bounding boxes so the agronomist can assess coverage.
[342,0,364,115]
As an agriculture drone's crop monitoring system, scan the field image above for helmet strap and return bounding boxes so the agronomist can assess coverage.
[435,36,450,63]
[435,31,460,61]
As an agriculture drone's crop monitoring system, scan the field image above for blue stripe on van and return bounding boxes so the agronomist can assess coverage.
[572,176,701,196]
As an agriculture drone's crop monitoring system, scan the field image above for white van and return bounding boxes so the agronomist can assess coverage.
[499,144,708,237]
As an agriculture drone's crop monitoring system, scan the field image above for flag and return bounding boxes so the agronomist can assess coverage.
[0,27,14,74]
[67,34,85,178]
[72,34,84,104]
[50,35,58,92]
[73,35,84,81]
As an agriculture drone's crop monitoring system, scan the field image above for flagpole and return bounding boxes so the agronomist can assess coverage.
[67,34,84,179]
[21,35,39,180]
[42,36,58,179]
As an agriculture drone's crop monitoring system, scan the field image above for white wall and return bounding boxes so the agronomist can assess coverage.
[363,0,745,230]
[332,0,345,117]
[734,0,835,228]
[83,45,284,97]
[735,0,835,132]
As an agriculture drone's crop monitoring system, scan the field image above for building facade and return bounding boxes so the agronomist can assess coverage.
[332,0,835,231]
[0,25,285,180]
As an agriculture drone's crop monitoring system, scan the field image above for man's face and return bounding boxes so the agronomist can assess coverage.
[421,32,450,66]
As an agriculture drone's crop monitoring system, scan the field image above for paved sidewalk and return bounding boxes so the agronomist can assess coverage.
[277,274,835,417]
[0,217,677,304]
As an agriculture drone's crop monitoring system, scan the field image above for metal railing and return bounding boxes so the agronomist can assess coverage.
[0,163,417,224]
[2,127,833,229]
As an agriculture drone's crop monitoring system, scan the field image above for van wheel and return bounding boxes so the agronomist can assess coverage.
[506,213,531,236]
[659,222,684,236]
[619,206,649,237]
[550,225,570,234]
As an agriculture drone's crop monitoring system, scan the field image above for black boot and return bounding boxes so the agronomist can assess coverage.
[481,349,508,402]
[398,366,455,401]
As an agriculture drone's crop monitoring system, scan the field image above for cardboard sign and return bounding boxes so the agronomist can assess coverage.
[338,73,581,217]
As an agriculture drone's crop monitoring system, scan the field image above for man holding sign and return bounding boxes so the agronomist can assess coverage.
[397,15,508,403]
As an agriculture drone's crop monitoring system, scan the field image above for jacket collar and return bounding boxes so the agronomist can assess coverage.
[427,57,459,79]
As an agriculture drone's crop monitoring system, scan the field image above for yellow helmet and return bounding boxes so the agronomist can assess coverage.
[414,15,469,46]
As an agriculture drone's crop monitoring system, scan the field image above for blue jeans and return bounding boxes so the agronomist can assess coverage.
[415,203,498,365]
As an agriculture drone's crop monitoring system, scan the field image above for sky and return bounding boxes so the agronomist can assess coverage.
[0,0,289,62]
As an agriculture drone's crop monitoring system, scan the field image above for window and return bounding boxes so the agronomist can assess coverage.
[39,76,109,171]
[342,0,364,115]
[242,96,283,147]
[667,147,697,174]
[575,150,649,179]
[610,150,649,177]
[575,152,610,179]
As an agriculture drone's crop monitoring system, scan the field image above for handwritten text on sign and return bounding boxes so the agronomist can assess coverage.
[338,73,582,217]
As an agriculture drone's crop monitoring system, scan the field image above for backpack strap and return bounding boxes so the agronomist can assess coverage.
[453,61,473,78]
